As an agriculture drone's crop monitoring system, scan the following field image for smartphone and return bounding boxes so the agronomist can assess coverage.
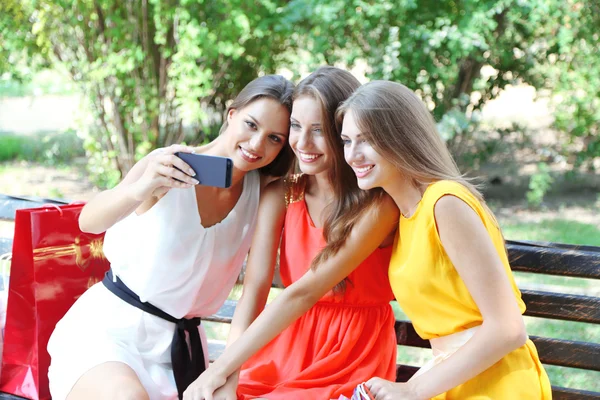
[175,152,233,188]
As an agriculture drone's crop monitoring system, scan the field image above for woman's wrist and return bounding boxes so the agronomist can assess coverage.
[123,179,147,203]
[228,369,240,384]
[209,358,231,379]
[405,376,429,400]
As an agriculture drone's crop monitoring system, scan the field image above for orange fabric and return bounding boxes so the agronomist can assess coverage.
[237,191,397,400]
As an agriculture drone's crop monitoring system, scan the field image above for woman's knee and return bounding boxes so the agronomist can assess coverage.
[111,385,150,400]
[66,362,148,400]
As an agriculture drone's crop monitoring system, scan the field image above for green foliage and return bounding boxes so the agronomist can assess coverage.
[17,0,292,184]
[0,0,49,81]
[526,163,554,207]
[3,0,599,181]
[435,107,501,170]
[0,134,26,161]
[282,0,600,166]
[0,131,84,164]
[549,2,600,170]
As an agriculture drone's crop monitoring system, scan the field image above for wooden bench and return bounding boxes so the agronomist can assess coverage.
[0,195,599,399]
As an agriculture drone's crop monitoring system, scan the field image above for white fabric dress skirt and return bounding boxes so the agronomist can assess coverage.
[47,283,209,400]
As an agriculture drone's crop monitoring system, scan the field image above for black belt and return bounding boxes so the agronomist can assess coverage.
[102,269,206,399]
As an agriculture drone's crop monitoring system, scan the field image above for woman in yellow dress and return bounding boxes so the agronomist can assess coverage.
[338,80,552,399]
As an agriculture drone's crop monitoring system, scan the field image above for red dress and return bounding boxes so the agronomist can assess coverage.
[237,177,396,399]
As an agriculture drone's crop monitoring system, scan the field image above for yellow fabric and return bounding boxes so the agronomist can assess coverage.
[389,180,552,399]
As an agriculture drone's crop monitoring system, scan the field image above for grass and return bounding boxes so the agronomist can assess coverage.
[0,131,85,164]
[501,219,600,247]
[0,134,27,161]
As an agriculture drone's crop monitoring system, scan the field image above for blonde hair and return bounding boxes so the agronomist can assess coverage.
[337,80,499,225]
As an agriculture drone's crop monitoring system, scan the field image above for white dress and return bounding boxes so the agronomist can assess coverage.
[47,171,260,400]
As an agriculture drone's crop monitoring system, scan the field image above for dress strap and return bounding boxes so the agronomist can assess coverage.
[284,174,307,207]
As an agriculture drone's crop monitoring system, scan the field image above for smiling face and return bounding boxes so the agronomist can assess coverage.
[289,96,333,176]
[223,97,291,172]
[341,110,400,190]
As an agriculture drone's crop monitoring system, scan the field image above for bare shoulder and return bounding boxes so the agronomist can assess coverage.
[434,195,488,248]
[259,179,286,209]
[434,194,477,225]
[362,192,400,223]
[376,193,400,218]
[353,193,399,237]
[260,174,281,190]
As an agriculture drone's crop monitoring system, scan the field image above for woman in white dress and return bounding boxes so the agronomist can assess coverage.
[47,75,294,400]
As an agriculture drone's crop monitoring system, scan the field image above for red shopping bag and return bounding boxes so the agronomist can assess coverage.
[0,204,110,399]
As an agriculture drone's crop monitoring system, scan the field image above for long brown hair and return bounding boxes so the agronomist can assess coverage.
[337,80,499,226]
[295,67,386,291]
[220,74,295,177]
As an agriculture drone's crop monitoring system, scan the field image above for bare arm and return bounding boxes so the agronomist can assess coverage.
[368,195,527,399]
[227,180,286,347]
[183,196,399,400]
[79,144,199,234]
[217,180,286,394]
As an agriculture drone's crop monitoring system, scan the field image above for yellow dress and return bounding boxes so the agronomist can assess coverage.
[389,180,552,399]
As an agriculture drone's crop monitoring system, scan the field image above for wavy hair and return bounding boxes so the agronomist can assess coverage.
[295,67,386,292]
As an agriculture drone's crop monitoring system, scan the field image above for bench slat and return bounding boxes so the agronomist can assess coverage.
[508,239,600,254]
[551,387,600,400]
[508,241,600,279]
[395,363,419,382]
[522,290,600,324]
[208,340,226,362]
[206,299,237,324]
[530,336,600,371]
[0,394,29,399]
[0,194,66,221]
[395,320,428,348]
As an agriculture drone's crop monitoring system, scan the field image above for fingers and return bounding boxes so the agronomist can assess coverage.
[156,164,199,186]
[157,154,197,178]
[165,143,197,155]
[182,388,214,400]
[183,388,201,400]
[365,378,383,399]
[213,387,237,400]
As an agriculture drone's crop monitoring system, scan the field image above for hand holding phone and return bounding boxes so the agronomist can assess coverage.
[128,145,199,201]
[175,152,233,188]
